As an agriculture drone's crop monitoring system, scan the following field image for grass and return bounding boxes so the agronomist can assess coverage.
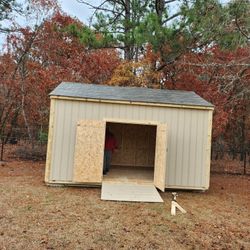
[0,160,249,249]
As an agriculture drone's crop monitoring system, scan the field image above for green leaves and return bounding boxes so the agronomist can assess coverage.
[72,0,249,61]
[180,0,249,50]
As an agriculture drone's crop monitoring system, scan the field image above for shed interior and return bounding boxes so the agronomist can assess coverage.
[103,122,157,183]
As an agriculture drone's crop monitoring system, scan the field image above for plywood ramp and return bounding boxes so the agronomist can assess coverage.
[101,166,163,202]
[101,183,163,203]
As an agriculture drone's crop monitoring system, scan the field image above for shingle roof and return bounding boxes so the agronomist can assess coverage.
[50,82,214,108]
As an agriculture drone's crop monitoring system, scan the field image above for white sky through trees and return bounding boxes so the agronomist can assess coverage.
[60,0,99,23]
[0,0,100,49]
[0,0,231,50]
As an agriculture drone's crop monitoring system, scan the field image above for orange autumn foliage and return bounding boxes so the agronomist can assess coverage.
[5,12,120,131]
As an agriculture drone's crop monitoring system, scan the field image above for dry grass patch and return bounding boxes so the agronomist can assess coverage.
[0,160,249,249]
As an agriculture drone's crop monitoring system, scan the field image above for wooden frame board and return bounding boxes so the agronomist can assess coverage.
[205,110,213,189]
[45,99,56,183]
[104,118,159,125]
[154,124,168,192]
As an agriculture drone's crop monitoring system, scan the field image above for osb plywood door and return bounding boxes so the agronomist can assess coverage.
[154,124,167,192]
[73,120,105,183]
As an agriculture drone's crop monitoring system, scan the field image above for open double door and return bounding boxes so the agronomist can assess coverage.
[72,120,167,192]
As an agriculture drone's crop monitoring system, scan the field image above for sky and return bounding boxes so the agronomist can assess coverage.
[0,0,98,48]
[52,0,231,22]
[59,0,99,25]
[0,0,230,49]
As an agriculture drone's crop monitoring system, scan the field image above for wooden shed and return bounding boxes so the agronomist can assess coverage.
[45,82,214,192]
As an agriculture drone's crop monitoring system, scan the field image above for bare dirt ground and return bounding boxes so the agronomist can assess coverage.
[0,158,249,249]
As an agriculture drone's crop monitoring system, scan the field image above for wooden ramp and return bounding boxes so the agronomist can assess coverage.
[101,182,163,203]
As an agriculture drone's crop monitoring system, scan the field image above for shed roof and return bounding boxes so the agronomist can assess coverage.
[50,82,214,108]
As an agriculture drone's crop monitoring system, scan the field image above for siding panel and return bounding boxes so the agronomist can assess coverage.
[188,111,197,186]
[175,109,184,185]
[182,110,191,186]
[49,99,211,189]
[167,109,176,185]
[50,100,64,180]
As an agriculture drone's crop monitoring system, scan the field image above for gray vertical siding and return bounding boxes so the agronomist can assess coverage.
[49,99,211,189]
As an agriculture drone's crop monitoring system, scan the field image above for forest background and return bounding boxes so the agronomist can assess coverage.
[0,0,249,172]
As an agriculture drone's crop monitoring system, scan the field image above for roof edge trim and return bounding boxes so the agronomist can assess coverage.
[50,95,214,111]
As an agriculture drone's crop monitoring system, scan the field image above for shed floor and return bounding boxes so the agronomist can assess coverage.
[103,166,154,184]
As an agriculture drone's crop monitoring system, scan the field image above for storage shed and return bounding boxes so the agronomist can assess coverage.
[45,82,214,192]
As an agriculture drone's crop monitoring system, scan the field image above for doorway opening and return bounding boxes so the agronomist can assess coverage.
[103,122,157,184]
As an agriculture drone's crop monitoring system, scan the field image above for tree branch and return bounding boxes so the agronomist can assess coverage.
[179,62,250,67]
[235,16,249,40]
[76,0,122,15]
[10,24,43,80]
[89,0,111,26]
[156,53,183,71]
[162,12,181,24]
[165,0,178,4]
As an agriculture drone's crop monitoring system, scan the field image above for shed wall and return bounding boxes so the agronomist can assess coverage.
[49,99,211,189]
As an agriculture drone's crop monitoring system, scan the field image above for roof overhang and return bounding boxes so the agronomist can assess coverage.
[50,95,214,111]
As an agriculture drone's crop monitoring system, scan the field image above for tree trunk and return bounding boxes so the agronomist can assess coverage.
[243,151,246,175]
[155,0,165,25]
[22,97,34,149]
[19,66,34,149]
[0,139,4,161]
[124,0,132,60]
[240,114,247,174]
